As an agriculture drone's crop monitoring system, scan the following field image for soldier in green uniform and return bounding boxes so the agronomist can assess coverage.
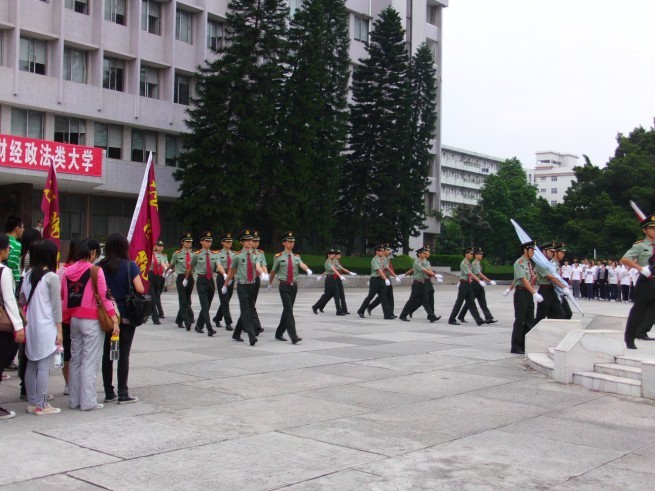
[212,233,235,331]
[223,230,265,346]
[334,250,356,314]
[149,240,168,325]
[534,241,568,323]
[448,247,485,326]
[457,248,498,324]
[399,247,440,322]
[357,245,394,319]
[511,240,542,354]
[312,250,345,315]
[251,231,268,335]
[166,233,195,330]
[621,213,655,349]
[368,244,401,316]
[269,232,313,344]
[555,243,573,319]
[186,232,224,337]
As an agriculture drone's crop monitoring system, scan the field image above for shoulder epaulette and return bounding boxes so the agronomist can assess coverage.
[174,249,182,253]
[258,248,264,253]
[294,253,300,257]
[635,240,644,244]
[194,249,202,254]
[275,252,283,257]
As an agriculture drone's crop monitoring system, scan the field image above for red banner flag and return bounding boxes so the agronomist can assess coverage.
[127,153,160,290]
[40,164,61,251]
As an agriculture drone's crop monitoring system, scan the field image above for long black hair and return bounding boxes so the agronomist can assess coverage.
[0,233,9,251]
[65,237,83,265]
[20,228,43,270]
[29,239,58,290]
[98,232,130,275]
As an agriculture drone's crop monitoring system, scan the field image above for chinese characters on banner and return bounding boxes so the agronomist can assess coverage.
[0,133,102,177]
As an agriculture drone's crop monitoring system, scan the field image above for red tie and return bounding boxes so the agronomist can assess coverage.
[153,253,160,275]
[205,252,212,280]
[226,251,232,269]
[287,253,294,282]
[247,253,253,282]
[185,251,190,269]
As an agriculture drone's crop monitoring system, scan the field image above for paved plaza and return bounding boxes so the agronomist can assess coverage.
[1,284,654,490]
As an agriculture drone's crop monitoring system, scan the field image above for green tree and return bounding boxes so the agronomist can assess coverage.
[452,204,490,246]
[175,0,289,235]
[435,216,464,254]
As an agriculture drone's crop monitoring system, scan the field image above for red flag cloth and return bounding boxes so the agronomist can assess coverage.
[40,164,60,252]
[128,155,161,291]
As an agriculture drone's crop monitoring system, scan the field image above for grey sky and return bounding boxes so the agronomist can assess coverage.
[441,0,655,169]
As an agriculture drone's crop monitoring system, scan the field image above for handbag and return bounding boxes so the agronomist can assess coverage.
[125,261,152,327]
[91,266,116,333]
[0,268,30,334]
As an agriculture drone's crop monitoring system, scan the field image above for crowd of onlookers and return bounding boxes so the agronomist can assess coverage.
[562,258,637,302]
[0,215,143,420]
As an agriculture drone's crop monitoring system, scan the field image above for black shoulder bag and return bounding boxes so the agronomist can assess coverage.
[124,260,152,326]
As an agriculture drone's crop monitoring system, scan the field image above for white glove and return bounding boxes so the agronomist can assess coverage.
[641,266,652,278]
[182,279,188,287]
[260,273,269,283]
[395,276,401,284]
[437,278,443,283]
[267,284,272,290]
[398,274,405,280]
[227,279,233,286]
[316,275,322,282]
[384,279,391,286]
[503,288,511,297]
[479,281,487,287]
[436,274,444,280]
[340,275,346,281]
[349,272,357,276]
[163,270,173,279]
[223,273,227,280]
[490,280,497,286]
[306,269,313,276]
[562,287,572,297]
[221,286,228,295]
[533,292,544,303]
[366,281,370,286]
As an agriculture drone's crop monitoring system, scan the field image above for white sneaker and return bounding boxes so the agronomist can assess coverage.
[26,404,36,414]
[63,385,70,396]
[35,403,61,415]
[82,404,104,411]
[0,407,15,420]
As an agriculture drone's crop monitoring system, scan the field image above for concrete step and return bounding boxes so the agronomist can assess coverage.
[573,371,641,398]
[527,352,554,376]
[615,354,655,368]
[594,363,642,380]
[547,347,555,360]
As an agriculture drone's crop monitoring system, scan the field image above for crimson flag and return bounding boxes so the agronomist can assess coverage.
[40,163,61,251]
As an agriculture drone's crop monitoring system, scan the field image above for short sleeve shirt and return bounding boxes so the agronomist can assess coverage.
[623,239,655,268]
[370,256,383,277]
[324,259,337,275]
[189,249,219,276]
[513,257,533,288]
[217,249,235,269]
[7,236,21,282]
[459,259,472,280]
[471,260,482,275]
[170,249,192,274]
[412,259,426,281]
[535,262,554,285]
[271,252,302,282]
[230,249,257,283]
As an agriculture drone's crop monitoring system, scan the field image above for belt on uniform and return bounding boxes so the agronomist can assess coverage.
[459,279,470,284]
[516,286,528,291]
[413,280,426,284]
[237,281,256,285]
[279,281,296,286]
[538,284,554,289]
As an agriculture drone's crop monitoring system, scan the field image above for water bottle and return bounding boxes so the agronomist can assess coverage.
[53,345,64,369]
[110,335,120,361]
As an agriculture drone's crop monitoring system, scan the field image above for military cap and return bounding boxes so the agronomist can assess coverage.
[521,240,537,249]
[282,231,296,242]
[463,247,475,254]
[240,229,253,241]
[220,232,233,242]
[641,213,655,228]
[200,231,213,241]
[423,245,431,253]
[384,243,392,251]
[539,241,557,251]
[416,247,425,255]
[156,240,164,246]
[374,244,385,251]
[180,232,193,242]
[252,230,261,241]
[474,247,484,255]
[327,248,337,255]
[555,242,568,252]
[334,249,341,254]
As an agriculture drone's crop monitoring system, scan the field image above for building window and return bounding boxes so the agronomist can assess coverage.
[63,47,87,83]
[540,176,546,181]
[354,16,369,43]
[551,188,557,194]
[165,135,182,167]
[141,0,161,35]
[289,0,304,17]
[105,0,126,25]
[176,9,193,44]
[103,57,125,91]
[207,18,224,51]
[11,109,44,139]
[551,176,557,181]
[94,123,123,159]
[140,65,159,99]
[174,73,190,105]
[19,37,47,75]
[54,117,87,145]
[132,129,157,162]
[65,0,89,14]
[540,188,546,193]
[550,200,557,205]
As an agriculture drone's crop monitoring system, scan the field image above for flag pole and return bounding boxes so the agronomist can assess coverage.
[127,152,153,242]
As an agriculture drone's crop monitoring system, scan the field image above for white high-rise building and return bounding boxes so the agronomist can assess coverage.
[0,0,447,246]
[532,151,578,205]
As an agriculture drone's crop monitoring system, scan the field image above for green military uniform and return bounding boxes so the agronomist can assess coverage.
[511,242,536,353]
[458,251,494,322]
[230,230,259,345]
[357,247,393,319]
[212,233,236,330]
[171,233,195,329]
[189,232,220,336]
[369,246,396,314]
[333,253,350,314]
[272,233,305,342]
[149,242,167,323]
[535,242,565,322]
[250,244,266,332]
[400,249,439,322]
[448,249,483,325]
[313,254,344,315]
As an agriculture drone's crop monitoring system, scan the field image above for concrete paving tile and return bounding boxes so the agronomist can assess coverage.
[129,336,214,353]
[0,474,104,490]
[355,352,481,372]
[306,363,416,380]
[441,358,540,381]
[126,349,217,368]
[549,464,655,491]
[132,382,242,410]
[120,366,206,388]
[431,332,511,346]
[355,430,623,490]
[70,432,383,491]
[247,339,361,353]
[552,395,655,431]
[314,335,394,346]
[357,340,463,355]
[439,347,518,361]
[301,385,430,410]
[185,368,360,398]
[183,345,268,359]
[499,415,655,452]
[0,432,120,486]
[284,469,398,490]
[311,347,401,360]
[40,417,223,459]
[355,331,452,342]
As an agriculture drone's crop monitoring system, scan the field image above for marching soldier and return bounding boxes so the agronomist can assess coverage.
[166,233,195,330]
[334,249,356,314]
[399,247,440,322]
[149,240,168,325]
[186,232,224,337]
[555,243,573,319]
[457,248,498,324]
[269,232,313,344]
[511,240,542,354]
[251,231,267,334]
[621,212,655,349]
[367,244,401,316]
[357,245,395,319]
[312,249,345,315]
[448,247,485,326]
[534,241,568,323]
[212,233,235,331]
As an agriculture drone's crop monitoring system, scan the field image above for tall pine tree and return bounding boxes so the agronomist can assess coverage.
[174,0,289,235]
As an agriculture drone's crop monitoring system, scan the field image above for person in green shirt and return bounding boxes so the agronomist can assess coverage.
[149,240,167,325]
[367,244,402,316]
[511,240,543,354]
[357,245,394,319]
[448,247,485,326]
[250,231,267,335]
[165,233,195,330]
[4,215,24,288]
[212,232,235,331]
[534,241,568,323]
[457,248,498,324]
[269,231,313,344]
[312,250,344,315]
[621,212,655,349]
[398,247,440,322]
[333,250,357,315]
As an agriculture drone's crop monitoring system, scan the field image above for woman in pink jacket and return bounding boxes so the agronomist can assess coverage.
[61,239,119,411]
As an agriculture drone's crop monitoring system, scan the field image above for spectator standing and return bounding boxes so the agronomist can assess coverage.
[571,259,582,299]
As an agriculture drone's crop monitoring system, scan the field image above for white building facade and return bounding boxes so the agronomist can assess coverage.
[532,151,578,205]
[0,0,447,246]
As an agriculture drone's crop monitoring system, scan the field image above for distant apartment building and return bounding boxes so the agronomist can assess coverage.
[531,151,578,205]
[436,145,504,217]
